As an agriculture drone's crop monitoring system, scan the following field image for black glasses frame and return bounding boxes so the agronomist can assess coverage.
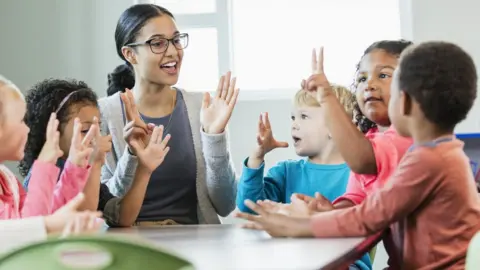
[126,33,189,54]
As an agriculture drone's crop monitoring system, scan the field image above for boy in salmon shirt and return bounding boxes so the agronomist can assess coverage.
[237,41,480,269]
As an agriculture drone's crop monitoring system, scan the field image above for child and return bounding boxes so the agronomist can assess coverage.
[20,79,171,226]
[0,193,102,254]
[289,40,415,212]
[237,41,480,269]
[236,86,372,270]
[0,75,88,219]
[237,86,356,210]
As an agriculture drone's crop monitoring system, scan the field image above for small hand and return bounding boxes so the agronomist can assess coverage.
[291,192,334,213]
[201,71,240,134]
[130,125,171,173]
[44,193,103,236]
[301,47,333,103]
[235,200,313,238]
[253,112,289,159]
[121,89,154,155]
[68,118,96,167]
[38,113,64,164]
[89,118,112,165]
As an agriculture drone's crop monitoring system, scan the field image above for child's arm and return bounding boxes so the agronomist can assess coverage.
[50,160,90,213]
[77,131,113,211]
[102,166,151,227]
[237,112,289,213]
[310,150,437,237]
[305,48,377,174]
[237,159,287,213]
[51,117,101,212]
[20,160,60,217]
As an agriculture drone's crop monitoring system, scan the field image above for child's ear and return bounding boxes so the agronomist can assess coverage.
[400,91,412,116]
[121,46,138,65]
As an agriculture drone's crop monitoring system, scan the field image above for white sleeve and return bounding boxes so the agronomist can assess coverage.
[0,217,47,254]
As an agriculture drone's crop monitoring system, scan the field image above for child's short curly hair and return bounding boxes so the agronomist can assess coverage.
[294,84,358,127]
[398,41,477,131]
[18,78,98,177]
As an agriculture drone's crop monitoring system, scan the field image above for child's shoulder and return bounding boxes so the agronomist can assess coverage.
[368,126,413,151]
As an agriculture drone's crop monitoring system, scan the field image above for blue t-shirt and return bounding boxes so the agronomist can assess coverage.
[236,158,371,270]
[237,158,350,208]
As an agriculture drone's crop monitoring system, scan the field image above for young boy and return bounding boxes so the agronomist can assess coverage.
[236,41,480,269]
[236,86,372,270]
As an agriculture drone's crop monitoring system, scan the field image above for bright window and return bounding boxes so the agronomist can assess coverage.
[150,0,401,98]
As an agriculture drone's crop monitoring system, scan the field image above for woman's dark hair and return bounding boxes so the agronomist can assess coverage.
[18,79,98,177]
[106,4,174,96]
[352,39,414,133]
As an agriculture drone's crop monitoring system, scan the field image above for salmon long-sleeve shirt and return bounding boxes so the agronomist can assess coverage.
[311,139,480,269]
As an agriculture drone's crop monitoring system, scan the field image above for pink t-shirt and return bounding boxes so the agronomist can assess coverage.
[333,126,413,205]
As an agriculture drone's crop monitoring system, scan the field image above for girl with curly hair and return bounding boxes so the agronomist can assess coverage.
[20,78,170,226]
[0,75,87,219]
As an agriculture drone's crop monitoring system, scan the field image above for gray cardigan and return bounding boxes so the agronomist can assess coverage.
[98,90,237,224]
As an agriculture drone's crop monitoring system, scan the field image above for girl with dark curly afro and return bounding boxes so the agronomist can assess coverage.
[19,78,161,227]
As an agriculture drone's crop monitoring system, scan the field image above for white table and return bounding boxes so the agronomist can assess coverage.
[109,224,366,270]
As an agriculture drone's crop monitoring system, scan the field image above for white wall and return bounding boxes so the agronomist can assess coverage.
[2,0,480,268]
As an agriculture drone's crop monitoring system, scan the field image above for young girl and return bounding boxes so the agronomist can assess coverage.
[20,79,171,226]
[0,75,90,219]
[292,40,415,210]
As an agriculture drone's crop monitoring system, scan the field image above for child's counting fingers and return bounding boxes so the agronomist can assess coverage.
[244,200,269,216]
[311,48,318,73]
[317,46,324,73]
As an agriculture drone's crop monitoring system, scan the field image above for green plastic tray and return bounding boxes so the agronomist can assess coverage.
[0,235,194,270]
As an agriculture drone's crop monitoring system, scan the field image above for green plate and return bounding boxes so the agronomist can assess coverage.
[0,235,194,270]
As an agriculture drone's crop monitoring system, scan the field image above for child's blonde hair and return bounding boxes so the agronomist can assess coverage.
[0,75,22,123]
[294,84,356,118]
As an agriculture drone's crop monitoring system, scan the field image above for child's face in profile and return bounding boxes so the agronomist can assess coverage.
[388,66,410,137]
[291,106,329,157]
[355,49,398,127]
[0,86,30,161]
[58,105,100,158]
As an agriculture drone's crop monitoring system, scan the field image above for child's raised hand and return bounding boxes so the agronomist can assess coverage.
[89,118,112,165]
[302,47,333,103]
[68,118,96,168]
[121,89,153,155]
[92,134,112,165]
[38,113,64,164]
[130,125,171,173]
[252,112,288,159]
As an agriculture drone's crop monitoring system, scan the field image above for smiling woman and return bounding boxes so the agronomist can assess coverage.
[99,4,239,226]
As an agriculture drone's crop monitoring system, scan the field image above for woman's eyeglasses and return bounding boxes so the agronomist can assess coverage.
[126,33,189,54]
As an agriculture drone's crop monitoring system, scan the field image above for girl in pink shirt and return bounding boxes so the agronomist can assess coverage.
[0,76,94,219]
[292,40,415,209]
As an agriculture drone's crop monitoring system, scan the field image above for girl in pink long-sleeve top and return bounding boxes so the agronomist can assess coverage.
[0,76,94,219]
